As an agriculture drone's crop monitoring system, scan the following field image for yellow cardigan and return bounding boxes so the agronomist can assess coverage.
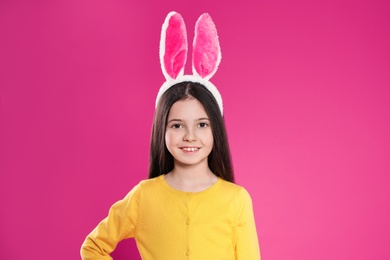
[81,175,260,259]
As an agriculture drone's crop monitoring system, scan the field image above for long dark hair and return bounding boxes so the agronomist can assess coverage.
[148,82,234,183]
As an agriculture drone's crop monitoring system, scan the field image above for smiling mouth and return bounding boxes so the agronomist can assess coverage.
[182,147,199,152]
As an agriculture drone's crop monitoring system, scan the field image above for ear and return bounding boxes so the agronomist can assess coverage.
[192,13,221,80]
[160,11,188,80]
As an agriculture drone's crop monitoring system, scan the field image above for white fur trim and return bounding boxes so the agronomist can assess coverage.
[155,75,223,114]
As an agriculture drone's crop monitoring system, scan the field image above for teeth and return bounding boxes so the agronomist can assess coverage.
[183,147,198,152]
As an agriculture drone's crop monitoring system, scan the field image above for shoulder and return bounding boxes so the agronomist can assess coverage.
[121,176,163,196]
[211,180,255,223]
[119,176,165,203]
[217,180,254,207]
[218,179,252,197]
[128,175,167,197]
[138,175,165,189]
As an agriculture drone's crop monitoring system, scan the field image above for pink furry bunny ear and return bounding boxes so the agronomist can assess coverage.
[156,12,224,114]
[192,13,221,80]
[160,12,188,80]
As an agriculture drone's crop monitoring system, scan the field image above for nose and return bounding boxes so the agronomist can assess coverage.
[183,127,196,142]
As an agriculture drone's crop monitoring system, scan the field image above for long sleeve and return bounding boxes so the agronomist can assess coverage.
[235,188,261,260]
[80,184,140,260]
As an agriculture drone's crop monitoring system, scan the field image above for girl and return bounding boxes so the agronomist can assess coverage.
[81,12,260,260]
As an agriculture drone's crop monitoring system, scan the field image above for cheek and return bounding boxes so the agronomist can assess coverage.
[165,131,170,146]
[205,130,214,147]
[165,130,177,146]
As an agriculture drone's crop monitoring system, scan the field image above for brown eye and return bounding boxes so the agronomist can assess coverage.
[172,124,182,129]
[198,122,209,128]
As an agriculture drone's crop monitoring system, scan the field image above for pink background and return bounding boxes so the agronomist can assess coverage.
[1,0,389,259]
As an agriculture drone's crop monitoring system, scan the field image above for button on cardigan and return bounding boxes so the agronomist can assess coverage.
[81,175,260,259]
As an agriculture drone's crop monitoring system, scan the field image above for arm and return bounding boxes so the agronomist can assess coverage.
[80,185,140,260]
[235,188,261,260]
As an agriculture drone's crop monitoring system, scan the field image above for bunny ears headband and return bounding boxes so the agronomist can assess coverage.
[155,11,224,114]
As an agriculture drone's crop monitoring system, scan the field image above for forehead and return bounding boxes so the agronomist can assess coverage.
[168,98,208,119]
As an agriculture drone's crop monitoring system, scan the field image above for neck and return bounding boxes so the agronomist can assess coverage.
[165,162,217,192]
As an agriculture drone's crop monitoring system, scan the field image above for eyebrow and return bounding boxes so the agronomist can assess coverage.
[167,117,210,123]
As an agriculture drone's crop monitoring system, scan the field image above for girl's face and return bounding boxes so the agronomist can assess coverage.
[165,98,214,168]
